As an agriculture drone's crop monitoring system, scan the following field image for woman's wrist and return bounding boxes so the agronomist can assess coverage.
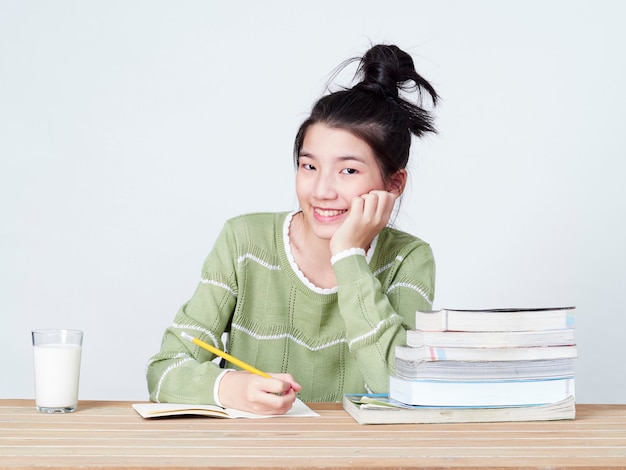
[330,247,366,265]
[213,369,234,407]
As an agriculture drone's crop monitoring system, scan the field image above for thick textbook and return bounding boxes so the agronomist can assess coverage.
[395,344,578,362]
[395,357,575,381]
[414,307,575,332]
[132,398,319,419]
[406,328,575,348]
[342,394,576,425]
[389,375,575,407]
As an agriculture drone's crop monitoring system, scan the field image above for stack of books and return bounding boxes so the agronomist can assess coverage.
[344,306,577,425]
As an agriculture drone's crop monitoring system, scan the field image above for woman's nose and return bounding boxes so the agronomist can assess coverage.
[313,173,338,200]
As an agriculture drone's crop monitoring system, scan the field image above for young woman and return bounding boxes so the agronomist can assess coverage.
[146,44,439,415]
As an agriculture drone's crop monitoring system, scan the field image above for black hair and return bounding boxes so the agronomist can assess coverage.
[293,44,439,183]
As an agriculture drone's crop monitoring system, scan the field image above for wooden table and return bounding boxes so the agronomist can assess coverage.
[1,399,625,469]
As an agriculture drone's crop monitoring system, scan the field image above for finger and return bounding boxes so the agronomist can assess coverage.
[260,376,296,396]
[249,389,296,415]
[369,190,397,221]
[369,189,397,200]
[369,190,397,208]
[350,195,365,217]
[273,373,303,393]
[359,192,379,221]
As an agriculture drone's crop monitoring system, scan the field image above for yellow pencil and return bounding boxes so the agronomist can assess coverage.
[180,332,272,379]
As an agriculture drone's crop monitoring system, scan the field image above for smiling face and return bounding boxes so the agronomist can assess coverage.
[295,123,390,242]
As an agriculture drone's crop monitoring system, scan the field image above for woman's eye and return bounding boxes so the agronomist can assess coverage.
[301,163,315,171]
[341,168,357,175]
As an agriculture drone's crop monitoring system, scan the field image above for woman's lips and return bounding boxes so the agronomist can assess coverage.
[313,207,347,221]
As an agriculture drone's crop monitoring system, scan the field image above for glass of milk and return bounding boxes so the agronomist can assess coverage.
[31,329,83,413]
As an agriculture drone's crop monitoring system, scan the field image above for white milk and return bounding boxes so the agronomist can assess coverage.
[33,343,82,408]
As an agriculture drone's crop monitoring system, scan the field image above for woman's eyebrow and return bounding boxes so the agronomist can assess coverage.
[337,155,366,164]
[298,153,366,163]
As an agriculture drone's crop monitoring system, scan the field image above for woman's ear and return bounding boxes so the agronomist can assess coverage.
[387,169,407,196]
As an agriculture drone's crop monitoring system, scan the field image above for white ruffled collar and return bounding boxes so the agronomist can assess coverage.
[282,211,377,295]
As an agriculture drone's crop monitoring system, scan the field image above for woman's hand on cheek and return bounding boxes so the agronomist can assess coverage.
[330,190,398,256]
[218,371,302,415]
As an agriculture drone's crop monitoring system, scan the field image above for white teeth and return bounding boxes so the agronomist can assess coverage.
[315,208,345,217]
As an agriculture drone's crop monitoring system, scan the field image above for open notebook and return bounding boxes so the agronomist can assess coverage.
[132,398,319,419]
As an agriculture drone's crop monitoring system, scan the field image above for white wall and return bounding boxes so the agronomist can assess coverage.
[1,0,624,403]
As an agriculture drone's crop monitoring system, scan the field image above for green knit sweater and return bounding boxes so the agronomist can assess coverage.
[146,211,435,404]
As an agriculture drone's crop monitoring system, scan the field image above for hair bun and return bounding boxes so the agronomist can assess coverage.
[356,44,438,106]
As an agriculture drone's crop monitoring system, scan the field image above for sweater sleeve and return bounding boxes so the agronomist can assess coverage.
[145,222,239,404]
[332,240,435,393]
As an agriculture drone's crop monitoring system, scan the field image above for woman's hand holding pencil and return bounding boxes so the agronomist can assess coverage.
[181,332,302,415]
[218,370,301,415]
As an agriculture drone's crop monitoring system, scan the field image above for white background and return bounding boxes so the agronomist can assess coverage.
[1,0,624,403]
